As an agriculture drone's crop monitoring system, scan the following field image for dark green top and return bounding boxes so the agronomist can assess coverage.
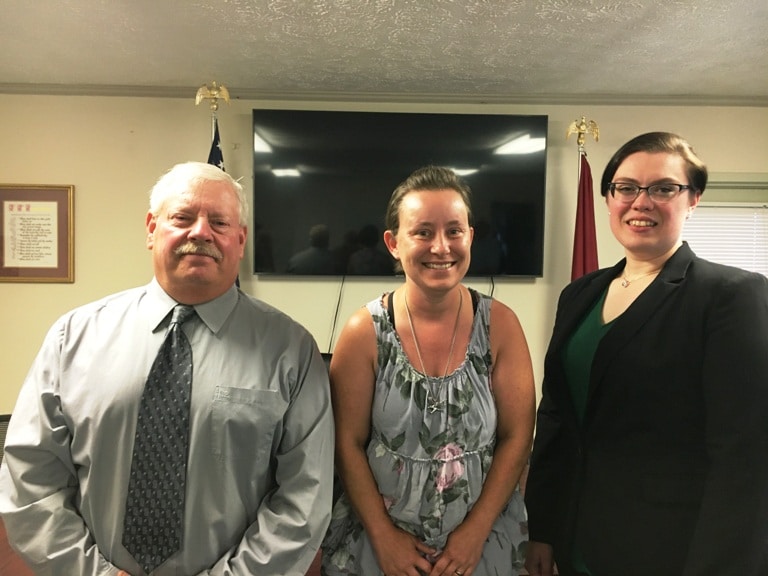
[563,289,614,422]
[562,288,614,574]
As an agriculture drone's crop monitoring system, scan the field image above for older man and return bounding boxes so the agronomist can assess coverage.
[0,162,334,575]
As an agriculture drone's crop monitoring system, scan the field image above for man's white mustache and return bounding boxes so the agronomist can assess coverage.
[175,242,223,261]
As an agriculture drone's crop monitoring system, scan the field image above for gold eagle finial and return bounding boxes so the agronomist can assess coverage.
[566,116,600,149]
[195,81,230,112]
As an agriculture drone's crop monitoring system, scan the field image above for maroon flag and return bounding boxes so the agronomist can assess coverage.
[571,152,598,280]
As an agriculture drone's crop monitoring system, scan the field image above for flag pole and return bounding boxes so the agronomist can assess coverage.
[566,116,600,280]
[195,82,230,172]
[195,80,230,140]
[194,82,237,285]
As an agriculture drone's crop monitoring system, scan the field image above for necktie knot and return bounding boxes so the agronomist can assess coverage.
[171,304,195,326]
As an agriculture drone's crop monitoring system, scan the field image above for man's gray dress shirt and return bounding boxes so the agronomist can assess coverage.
[0,280,334,575]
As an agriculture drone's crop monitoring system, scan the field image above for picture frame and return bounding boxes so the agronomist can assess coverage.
[1,184,74,283]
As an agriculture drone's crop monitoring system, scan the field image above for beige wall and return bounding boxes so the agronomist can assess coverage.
[1,94,766,413]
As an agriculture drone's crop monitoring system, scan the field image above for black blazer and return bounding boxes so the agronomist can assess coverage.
[526,243,768,576]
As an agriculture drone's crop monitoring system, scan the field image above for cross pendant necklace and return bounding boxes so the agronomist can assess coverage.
[404,288,463,415]
[426,387,444,413]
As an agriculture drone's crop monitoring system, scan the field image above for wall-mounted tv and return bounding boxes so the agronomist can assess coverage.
[252,109,548,277]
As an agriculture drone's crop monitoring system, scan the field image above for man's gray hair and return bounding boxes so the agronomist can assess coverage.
[149,162,249,226]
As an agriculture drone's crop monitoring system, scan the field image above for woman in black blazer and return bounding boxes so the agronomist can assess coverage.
[525,132,768,576]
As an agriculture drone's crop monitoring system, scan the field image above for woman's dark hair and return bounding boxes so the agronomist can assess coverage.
[600,132,708,197]
[384,166,474,236]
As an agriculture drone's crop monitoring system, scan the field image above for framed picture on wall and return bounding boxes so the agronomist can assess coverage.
[0,184,74,283]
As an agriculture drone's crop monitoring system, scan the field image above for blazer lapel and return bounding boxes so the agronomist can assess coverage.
[544,263,622,426]
[549,263,622,356]
[586,244,694,413]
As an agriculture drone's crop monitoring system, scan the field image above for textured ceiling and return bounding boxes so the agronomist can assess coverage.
[1,0,767,105]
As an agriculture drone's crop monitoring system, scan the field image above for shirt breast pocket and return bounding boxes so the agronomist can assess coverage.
[210,386,287,461]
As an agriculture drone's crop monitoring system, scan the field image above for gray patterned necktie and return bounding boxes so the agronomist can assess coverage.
[123,304,195,574]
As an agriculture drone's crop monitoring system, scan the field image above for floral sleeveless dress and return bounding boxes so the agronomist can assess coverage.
[321,290,527,575]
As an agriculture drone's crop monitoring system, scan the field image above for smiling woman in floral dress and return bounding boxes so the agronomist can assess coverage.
[321,166,536,576]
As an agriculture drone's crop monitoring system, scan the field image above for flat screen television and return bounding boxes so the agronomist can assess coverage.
[252,109,548,277]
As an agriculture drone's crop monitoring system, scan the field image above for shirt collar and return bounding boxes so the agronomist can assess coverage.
[146,278,239,335]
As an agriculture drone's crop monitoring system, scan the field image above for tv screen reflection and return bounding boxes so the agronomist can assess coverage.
[252,109,548,277]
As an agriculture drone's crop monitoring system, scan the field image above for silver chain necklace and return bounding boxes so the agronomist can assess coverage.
[404,288,463,414]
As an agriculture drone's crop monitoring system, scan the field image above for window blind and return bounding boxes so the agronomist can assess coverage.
[683,204,768,276]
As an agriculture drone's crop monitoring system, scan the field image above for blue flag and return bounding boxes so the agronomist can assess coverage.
[206,117,238,285]
[207,118,225,171]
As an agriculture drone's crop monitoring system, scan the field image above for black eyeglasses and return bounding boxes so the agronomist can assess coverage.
[608,182,692,203]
